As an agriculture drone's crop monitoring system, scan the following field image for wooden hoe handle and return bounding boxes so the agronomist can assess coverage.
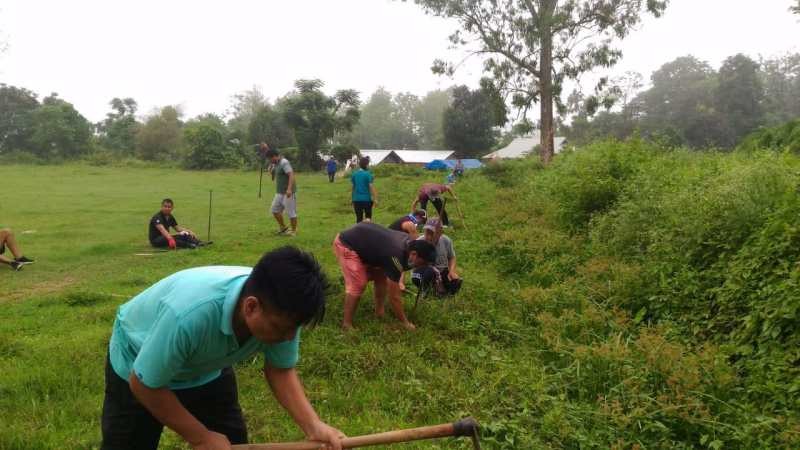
[233,417,479,449]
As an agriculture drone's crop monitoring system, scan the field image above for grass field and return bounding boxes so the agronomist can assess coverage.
[5,146,799,449]
[1,164,511,449]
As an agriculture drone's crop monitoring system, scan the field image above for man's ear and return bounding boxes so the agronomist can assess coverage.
[243,296,261,314]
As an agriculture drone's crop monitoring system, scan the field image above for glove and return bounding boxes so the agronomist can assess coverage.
[167,238,177,250]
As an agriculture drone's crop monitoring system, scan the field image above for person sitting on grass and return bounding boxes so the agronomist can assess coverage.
[388,209,427,240]
[0,227,34,271]
[149,198,202,249]
[410,183,457,228]
[101,246,345,450]
[413,218,462,297]
[332,222,437,332]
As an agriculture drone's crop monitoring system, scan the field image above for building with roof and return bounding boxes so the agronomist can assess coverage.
[482,133,567,160]
[359,150,403,165]
[392,150,455,165]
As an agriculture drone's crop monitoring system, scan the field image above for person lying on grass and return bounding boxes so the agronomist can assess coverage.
[0,227,34,271]
[149,198,203,249]
[332,222,437,332]
[410,183,457,227]
[101,246,344,450]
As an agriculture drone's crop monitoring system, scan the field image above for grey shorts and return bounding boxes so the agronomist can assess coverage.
[270,193,297,218]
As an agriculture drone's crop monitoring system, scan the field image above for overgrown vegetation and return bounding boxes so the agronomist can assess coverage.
[2,139,800,448]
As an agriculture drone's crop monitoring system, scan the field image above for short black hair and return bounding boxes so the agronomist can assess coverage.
[358,156,370,169]
[161,198,173,206]
[243,246,327,327]
[408,239,437,263]
[265,147,280,158]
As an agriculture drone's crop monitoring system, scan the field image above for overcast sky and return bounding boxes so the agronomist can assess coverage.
[0,0,797,123]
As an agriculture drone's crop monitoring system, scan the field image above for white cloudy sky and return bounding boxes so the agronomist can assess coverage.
[0,0,797,123]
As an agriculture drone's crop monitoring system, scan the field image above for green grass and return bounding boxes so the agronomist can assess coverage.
[1,164,514,449]
[3,146,799,449]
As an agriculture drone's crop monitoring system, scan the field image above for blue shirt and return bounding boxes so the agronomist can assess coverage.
[109,266,300,389]
[351,168,374,202]
[326,159,337,173]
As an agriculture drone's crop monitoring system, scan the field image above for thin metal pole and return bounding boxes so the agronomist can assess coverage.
[207,190,213,242]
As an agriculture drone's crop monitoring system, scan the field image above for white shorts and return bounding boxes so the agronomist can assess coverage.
[270,193,297,218]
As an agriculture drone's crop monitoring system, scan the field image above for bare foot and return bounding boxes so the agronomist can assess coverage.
[342,323,355,332]
[375,307,385,318]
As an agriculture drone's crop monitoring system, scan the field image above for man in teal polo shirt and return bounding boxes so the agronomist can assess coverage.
[101,246,343,450]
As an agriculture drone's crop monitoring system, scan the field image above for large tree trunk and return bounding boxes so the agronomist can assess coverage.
[539,1,555,164]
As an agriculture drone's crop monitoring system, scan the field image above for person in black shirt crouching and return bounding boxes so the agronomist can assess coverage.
[149,198,202,249]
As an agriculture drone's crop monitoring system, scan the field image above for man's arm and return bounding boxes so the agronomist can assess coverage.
[174,225,196,238]
[410,197,420,211]
[401,222,417,240]
[387,281,415,330]
[286,170,295,198]
[155,224,172,240]
[445,186,457,200]
[129,374,230,450]
[369,183,378,207]
[448,255,459,280]
[263,366,344,450]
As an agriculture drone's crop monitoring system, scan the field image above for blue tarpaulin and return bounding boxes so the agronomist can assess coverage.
[424,159,483,170]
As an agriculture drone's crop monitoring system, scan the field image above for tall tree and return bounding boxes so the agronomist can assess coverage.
[442,85,500,157]
[760,53,800,126]
[283,79,360,169]
[226,86,268,137]
[0,84,39,153]
[715,54,764,147]
[97,97,140,155]
[354,87,397,148]
[406,0,668,163]
[638,55,723,147]
[28,94,93,159]
[415,90,451,149]
[792,0,799,14]
[136,106,183,161]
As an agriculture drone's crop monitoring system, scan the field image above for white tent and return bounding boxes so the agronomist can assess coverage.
[359,150,402,165]
[392,150,455,164]
[483,133,567,160]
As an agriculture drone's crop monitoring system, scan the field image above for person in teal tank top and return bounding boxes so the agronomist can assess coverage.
[101,246,345,450]
[350,156,378,223]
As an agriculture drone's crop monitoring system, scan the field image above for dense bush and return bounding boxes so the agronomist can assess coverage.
[738,119,800,153]
[466,141,800,448]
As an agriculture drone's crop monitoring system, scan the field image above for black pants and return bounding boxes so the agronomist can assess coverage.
[411,266,462,297]
[353,201,373,223]
[327,172,335,182]
[420,198,449,226]
[101,355,248,450]
[150,234,197,249]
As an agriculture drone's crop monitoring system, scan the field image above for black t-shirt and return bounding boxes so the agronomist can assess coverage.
[149,212,178,242]
[339,222,411,282]
[388,215,413,232]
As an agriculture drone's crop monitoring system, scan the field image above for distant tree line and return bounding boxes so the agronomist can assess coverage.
[563,52,800,149]
[0,79,507,168]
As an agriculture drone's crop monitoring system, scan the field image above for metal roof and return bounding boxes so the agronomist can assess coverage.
[359,150,397,165]
[483,133,567,159]
[392,150,455,163]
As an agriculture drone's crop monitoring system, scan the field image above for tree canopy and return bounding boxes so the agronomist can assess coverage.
[406,0,668,163]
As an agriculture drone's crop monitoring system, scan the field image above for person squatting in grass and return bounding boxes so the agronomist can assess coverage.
[149,199,203,249]
[350,156,377,223]
[101,247,345,450]
[332,222,437,332]
[388,209,427,240]
[412,218,462,298]
[410,183,457,227]
[0,227,34,271]
[266,146,298,236]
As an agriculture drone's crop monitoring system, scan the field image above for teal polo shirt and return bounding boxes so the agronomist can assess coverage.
[351,168,374,202]
[108,266,300,390]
